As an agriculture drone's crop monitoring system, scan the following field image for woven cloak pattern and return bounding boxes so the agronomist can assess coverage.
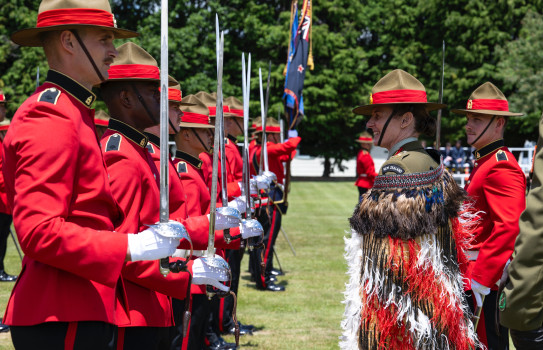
[341,166,480,350]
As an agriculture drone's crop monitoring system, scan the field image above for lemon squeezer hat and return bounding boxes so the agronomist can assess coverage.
[0,119,10,132]
[451,82,523,117]
[94,109,110,127]
[255,117,281,133]
[353,69,446,116]
[104,42,175,84]
[167,77,194,106]
[179,95,214,129]
[224,96,243,118]
[11,0,138,47]
[356,132,373,143]
[195,91,236,117]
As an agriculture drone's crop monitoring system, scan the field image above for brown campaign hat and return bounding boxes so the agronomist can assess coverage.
[195,91,236,117]
[104,42,175,85]
[179,95,214,129]
[451,82,523,117]
[168,76,195,106]
[353,69,446,116]
[0,90,6,103]
[11,0,138,47]
[255,117,281,134]
[356,131,373,143]
[224,96,243,118]
[94,109,110,127]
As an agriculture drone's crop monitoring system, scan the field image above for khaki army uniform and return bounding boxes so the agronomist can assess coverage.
[500,114,543,332]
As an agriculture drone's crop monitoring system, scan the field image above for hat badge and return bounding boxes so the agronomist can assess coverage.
[467,99,473,109]
[369,94,373,105]
[112,15,117,28]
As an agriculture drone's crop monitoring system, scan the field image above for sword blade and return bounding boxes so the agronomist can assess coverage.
[158,0,170,276]
[208,15,223,257]
[259,68,269,173]
[242,53,252,215]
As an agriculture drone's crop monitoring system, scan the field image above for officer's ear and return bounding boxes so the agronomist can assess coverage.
[119,89,132,108]
[59,30,76,54]
[399,111,414,129]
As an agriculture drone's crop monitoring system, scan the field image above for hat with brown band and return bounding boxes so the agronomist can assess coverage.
[224,96,243,118]
[0,90,6,104]
[195,91,236,117]
[255,117,281,134]
[103,42,175,86]
[179,95,214,129]
[356,132,373,143]
[11,0,138,47]
[451,82,523,117]
[353,69,446,116]
[94,109,110,127]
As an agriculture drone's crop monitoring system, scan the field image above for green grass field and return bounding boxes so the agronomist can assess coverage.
[0,181,518,349]
[0,181,357,349]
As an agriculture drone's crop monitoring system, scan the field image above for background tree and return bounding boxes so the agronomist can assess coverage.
[1,0,543,176]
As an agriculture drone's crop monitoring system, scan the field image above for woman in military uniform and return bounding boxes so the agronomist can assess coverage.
[340,69,478,350]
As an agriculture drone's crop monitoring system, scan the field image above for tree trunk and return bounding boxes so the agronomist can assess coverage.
[323,157,332,177]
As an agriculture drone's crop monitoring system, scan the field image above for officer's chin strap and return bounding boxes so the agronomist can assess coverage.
[130,84,160,125]
[190,128,211,153]
[70,30,105,83]
[377,108,398,147]
[233,118,243,135]
[471,115,496,146]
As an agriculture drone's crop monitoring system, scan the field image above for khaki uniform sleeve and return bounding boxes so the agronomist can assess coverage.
[500,115,543,331]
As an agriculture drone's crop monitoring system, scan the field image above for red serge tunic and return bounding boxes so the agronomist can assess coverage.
[464,139,526,289]
[173,151,241,294]
[354,149,377,189]
[101,119,191,327]
[249,137,301,183]
[144,135,212,251]
[0,137,11,215]
[2,70,129,326]
[224,136,243,199]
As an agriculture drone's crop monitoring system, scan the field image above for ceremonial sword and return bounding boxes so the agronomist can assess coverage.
[259,64,272,175]
[241,52,252,217]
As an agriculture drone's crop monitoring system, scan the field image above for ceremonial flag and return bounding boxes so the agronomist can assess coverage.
[283,0,313,130]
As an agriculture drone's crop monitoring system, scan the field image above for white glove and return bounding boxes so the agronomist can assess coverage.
[228,196,247,214]
[471,279,490,307]
[128,224,182,261]
[254,175,272,190]
[208,208,242,231]
[191,255,231,292]
[239,219,263,239]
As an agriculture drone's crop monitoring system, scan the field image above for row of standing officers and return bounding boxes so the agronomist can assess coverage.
[0,1,300,349]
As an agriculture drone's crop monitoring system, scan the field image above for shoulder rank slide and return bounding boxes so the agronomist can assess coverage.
[177,162,187,174]
[146,143,155,154]
[105,134,122,152]
[382,163,405,174]
[496,150,508,162]
[38,87,61,105]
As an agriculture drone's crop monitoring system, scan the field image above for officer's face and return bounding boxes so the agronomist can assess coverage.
[192,128,213,152]
[465,113,504,149]
[168,102,182,134]
[77,28,117,86]
[367,105,400,150]
[268,133,280,144]
[225,117,243,137]
[132,81,160,128]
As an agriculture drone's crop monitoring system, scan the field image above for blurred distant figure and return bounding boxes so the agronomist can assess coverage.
[354,132,377,198]
[451,139,466,172]
[442,142,454,170]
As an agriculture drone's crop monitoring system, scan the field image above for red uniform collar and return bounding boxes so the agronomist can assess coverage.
[473,139,505,160]
[45,70,96,108]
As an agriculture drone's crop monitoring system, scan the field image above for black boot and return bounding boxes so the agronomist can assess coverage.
[0,270,17,282]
